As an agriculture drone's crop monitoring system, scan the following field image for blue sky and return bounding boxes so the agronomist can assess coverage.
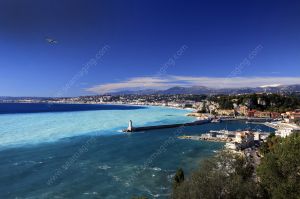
[0,0,300,96]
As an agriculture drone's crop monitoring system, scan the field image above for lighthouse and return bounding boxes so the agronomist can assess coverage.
[127,120,133,132]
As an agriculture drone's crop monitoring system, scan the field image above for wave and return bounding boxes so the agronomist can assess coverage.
[98,165,112,170]
[12,160,44,166]
[151,167,162,171]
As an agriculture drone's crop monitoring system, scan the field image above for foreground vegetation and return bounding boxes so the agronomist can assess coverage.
[172,133,300,199]
[257,133,300,199]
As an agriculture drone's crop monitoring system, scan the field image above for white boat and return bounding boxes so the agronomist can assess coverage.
[211,118,221,123]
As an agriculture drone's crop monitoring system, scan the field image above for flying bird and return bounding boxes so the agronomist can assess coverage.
[45,37,58,44]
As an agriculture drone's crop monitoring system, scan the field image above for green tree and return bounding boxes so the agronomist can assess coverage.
[259,133,280,155]
[211,109,217,116]
[209,93,300,113]
[173,168,185,189]
[257,133,300,199]
[172,151,262,199]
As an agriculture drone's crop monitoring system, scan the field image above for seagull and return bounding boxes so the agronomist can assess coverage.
[45,37,58,44]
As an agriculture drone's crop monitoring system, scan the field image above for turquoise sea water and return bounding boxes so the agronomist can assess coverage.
[0,104,274,198]
[0,104,194,149]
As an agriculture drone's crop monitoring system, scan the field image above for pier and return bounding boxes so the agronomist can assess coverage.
[123,117,276,133]
[220,117,273,122]
[122,119,210,132]
[178,130,271,151]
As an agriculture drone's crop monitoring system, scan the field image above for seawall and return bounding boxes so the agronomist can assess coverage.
[123,120,210,132]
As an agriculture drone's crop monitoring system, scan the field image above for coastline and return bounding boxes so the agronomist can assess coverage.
[0,103,277,198]
[0,101,278,129]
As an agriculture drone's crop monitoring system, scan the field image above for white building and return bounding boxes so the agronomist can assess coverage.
[275,123,300,137]
[234,131,255,149]
[276,127,294,137]
[254,132,261,141]
[225,142,237,150]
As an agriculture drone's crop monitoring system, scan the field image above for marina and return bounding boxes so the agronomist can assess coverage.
[178,129,271,150]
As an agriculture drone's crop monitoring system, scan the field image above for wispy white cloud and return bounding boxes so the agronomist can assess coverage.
[170,76,300,88]
[85,76,300,94]
[85,77,181,94]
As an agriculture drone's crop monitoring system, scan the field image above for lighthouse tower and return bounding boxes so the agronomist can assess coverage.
[127,120,133,132]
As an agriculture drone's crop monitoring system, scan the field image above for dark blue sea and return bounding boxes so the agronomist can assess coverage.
[0,103,275,198]
[0,103,144,114]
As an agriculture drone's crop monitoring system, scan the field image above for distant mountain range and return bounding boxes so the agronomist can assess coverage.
[1,85,300,99]
[108,84,300,95]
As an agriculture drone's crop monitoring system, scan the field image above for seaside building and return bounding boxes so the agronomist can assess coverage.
[225,142,237,150]
[254,111,271,118]
[247,110,256,117]
[223,131,261,151]
[247,110,281,119]
[276,127,295,137]
[237,105,248,116]
[282,110,300,124]
[216,109,235,116]
[203,130,235,140]
[234,132,243,143]
[270,112,281,119]
[234,131,255,149]
[254,132,261,141]
[275,123,300,137]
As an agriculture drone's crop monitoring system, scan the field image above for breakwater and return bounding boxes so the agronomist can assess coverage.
[220,117,273,122]
[123,119,210,132]
[123,117,275,132]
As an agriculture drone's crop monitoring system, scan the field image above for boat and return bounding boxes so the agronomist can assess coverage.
[211,118,221,123]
